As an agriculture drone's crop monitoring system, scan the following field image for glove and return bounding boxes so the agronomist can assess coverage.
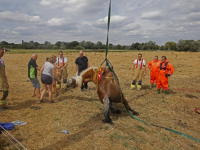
[165,74,171,77]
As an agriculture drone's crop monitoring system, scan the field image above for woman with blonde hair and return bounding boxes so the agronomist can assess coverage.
[39,55,61,103]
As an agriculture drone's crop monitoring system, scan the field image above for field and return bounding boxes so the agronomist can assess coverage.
[0,50,200,150]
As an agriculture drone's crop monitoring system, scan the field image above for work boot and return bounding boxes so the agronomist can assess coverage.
[150,84,153,89]
[0,100,7,108]
[163,90,166,97]
[154,89,160,94]
[1,91,8,100]
[130,84,136,90]
[56,84,61,90]
[137,85,141,91]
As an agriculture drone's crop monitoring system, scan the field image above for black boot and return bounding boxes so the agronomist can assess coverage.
[1,91,8,100]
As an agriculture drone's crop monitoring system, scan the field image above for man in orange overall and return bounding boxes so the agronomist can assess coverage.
[148,56,160,88]
[155,56,174,97]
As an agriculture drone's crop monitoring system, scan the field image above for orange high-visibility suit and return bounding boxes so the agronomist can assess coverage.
[148,59,160,84]
[157,60,174,90]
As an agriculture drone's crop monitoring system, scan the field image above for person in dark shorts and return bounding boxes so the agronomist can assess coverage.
[39,55,61,103]
[46,57,58,98]
[75,51,90,92]
[28,53,41,98]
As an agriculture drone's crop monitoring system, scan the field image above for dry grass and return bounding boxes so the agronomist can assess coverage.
[1,51,200,150]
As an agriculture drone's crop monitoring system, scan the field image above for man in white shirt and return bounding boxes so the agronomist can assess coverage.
[0,47,9,108]
[130,53,146,91]
[55,51,68,90]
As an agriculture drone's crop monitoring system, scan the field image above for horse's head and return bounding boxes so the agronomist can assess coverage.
[80,67,98,84]
[67,67,98,88]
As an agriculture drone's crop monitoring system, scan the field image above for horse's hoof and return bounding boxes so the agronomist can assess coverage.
[134,112,139,116]
[102,119,114,125]
[115,110,121,114]
[109,121,114,125]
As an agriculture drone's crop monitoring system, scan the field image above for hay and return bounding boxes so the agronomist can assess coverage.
[1,51,200,149]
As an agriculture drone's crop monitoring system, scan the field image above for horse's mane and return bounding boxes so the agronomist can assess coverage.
[80,67,98,76]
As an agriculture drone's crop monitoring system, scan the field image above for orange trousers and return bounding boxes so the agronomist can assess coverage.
[157,76,168,90]
[150,71,159,84]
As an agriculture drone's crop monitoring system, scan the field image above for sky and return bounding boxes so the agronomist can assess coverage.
[0,0,200,45]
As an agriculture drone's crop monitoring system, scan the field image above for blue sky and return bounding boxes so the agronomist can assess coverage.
[0,0,200,45]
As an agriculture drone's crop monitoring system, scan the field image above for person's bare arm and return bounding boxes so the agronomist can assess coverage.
[132,64,135,76]
[52,68,61,83]
[54,63,61,69]
[40,65,44,76]
[36,67,41,71]
[87,62,90,68]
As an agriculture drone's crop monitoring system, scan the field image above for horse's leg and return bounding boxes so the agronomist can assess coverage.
[102,95,113,125]
[110,102,121,114]
[123,99,139,116]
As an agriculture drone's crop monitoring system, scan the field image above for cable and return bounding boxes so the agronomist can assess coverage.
[0,125,27,150]
[1,131,20,150]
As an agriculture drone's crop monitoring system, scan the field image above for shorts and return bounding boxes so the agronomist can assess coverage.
[30,78,40,89]
[41,74,52,85]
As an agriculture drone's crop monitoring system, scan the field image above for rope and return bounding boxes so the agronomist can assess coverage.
[172,89,200,93]
[1,131,20,150]
[0,125,28,150]
[127,110,200,142]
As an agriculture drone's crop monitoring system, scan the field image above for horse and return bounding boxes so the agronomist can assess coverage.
[67,67,139,125]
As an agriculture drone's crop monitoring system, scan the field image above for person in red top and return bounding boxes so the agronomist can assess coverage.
[148,56,160,88]
[155,56,174,97]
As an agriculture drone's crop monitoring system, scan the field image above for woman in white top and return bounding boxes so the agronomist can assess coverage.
[39,55,61,103]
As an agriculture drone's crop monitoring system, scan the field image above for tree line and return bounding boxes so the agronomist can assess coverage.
[0,39,200,51]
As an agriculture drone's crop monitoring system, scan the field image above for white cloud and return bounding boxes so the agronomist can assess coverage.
[0,11,42,23]
[47,18,69,26]
[122,23,141,31]
[141,11,165,20]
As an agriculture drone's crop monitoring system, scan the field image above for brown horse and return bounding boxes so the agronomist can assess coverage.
[67,67,139,125]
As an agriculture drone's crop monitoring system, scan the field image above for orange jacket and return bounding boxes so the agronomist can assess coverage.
[148,59,160,73]
[159,60,174,77]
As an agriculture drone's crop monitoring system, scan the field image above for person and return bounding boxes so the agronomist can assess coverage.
[130,53,146,91]
[28,53,41,98]
[0,47,9,108]
[148,56,160,88]
[55,51,68,90]
[155,56,174,97]
[75,51,89,92]
[46,57,58,97]
[39,55,61,103]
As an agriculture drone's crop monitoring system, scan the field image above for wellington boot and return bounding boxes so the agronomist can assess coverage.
[162,90,166,97]
[56,84,61,90]
[130,84,136,90]
[0,99,7,108]
[137,85,141,91]
[154,89,160,94]
[1,91,8,100]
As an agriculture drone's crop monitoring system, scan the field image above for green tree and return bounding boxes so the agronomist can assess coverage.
[75,45,85,50]
[55,41,62,49]
[96,41,102,49]
[165,41,177,50]
[60,42,66,50]
[52,45,58,50]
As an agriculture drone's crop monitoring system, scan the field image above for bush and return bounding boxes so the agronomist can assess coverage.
[75,45,85,50]
[52,45,58,50]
